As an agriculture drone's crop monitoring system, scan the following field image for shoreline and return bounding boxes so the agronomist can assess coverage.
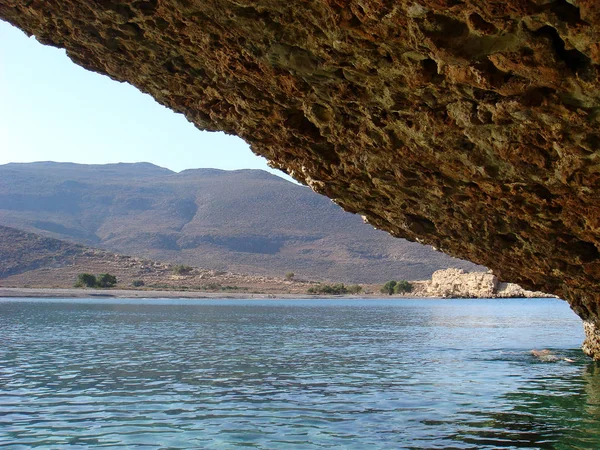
[0,287,556,300]
[0,287,383,300]
[0,287,318,299]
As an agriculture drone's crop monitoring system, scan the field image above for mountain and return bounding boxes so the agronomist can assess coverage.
[0,162,482,283]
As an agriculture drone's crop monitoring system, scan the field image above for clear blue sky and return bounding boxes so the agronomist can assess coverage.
[0,20,291,179]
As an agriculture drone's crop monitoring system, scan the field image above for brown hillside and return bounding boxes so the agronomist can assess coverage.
[0,162,482,283]
[0,225,316,294]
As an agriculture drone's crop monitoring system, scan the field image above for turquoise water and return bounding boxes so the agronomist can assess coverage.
[1,297,599,449]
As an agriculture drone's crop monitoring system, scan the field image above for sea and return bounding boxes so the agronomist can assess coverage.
[1,297,598,449]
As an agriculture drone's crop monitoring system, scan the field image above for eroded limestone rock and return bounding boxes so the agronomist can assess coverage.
[430,268,498,298]
[3,0,600,356]
[414,268,552,298]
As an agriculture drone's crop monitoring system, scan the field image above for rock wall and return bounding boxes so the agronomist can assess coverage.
[430,268,497,298]
[3,1,600,356]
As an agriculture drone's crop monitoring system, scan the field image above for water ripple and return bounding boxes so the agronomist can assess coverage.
[0,298,597,449]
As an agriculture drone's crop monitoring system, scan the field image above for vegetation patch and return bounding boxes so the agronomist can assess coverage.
[97,273,117,288]
[75,273,97,288]
[173,264,193,275]
[381,280,413,295]
[75,273,117,288]
[308,283,362,295]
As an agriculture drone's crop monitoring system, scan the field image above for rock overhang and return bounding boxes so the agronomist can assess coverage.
[3,0,600,355]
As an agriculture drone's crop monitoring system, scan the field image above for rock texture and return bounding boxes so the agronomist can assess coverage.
[430,268,498,298]
[3,1,600,355]
[414,268,552,298]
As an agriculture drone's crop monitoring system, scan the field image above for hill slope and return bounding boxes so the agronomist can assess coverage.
[0,224,88,279]
[0,224,165,286]
[0,162,482,282]
[0,225,315,293]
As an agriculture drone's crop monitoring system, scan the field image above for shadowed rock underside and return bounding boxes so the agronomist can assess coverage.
[3,0,600,356]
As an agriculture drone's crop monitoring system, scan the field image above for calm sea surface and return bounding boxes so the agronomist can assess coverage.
[1,297,599,449]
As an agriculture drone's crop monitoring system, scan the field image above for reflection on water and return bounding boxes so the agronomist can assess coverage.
[454,352,600,449]
[0,297,598,449]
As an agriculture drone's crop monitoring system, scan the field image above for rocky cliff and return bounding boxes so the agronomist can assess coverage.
[415,268,552,298]
[3,1,600,356]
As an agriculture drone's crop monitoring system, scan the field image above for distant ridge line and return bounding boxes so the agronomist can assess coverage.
[0,161,483,283]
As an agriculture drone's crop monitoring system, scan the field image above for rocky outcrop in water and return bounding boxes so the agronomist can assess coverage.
[415,268,553,298]
[2,1,600,356]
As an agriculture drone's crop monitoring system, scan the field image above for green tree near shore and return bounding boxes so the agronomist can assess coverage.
[381,280,397,295]
[97,273,117,288]
[308,283,362,295]
[347,284,363,294]
[381,279,413,295]
[394,280,413,294]
[75,273,97,288]
[75,273,117,288]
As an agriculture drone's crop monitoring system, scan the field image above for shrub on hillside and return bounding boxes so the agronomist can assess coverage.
[75,272,117,288]
[173,264,193,275]
[131,280,145,287]
[75,273,97,288]
[97,273,117,288]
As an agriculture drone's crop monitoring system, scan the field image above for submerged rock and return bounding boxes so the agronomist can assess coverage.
[3,1,600,356]
[531,349,561,362]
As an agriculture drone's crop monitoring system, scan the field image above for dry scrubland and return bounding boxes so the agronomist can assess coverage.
[0,225,319,295]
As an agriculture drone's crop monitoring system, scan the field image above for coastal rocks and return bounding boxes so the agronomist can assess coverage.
[416,268,552,298]
[583,321,600,359]
[428,268,497,298]
[495,282,550,298]
[3,1,600,356]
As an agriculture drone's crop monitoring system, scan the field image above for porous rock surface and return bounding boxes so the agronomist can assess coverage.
[431,268,498,298]
[3,0,600,356]
[416,268,553,298]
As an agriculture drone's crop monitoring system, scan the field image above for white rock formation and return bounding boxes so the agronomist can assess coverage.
[415,269,554,298]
